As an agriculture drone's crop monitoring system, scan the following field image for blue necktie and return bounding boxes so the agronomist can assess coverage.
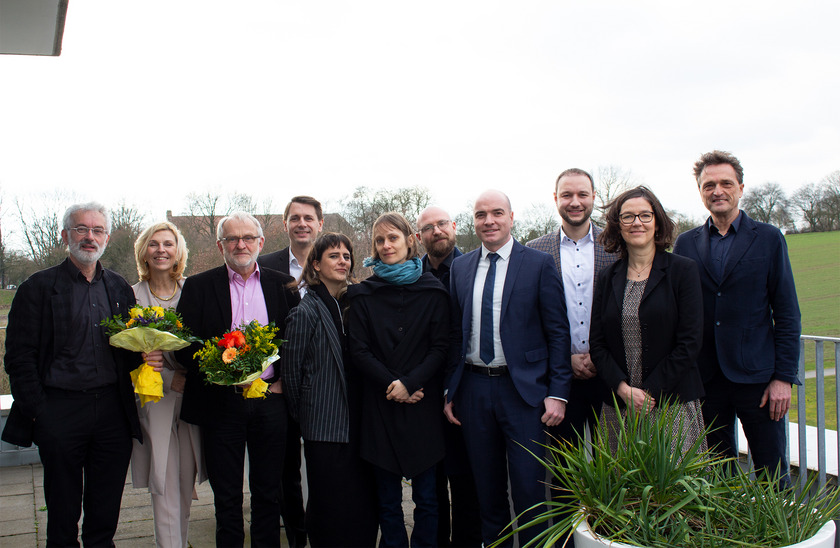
[480,253,499,365]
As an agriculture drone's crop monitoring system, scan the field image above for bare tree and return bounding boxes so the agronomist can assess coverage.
[183,190,231,239]
[15,193,72,268]
[516,203,560,243]
[101,201,146,282]
[741,182,793,229]
[594,165,636,224]
[454,208,481,253]
[792,176,839,233]
[667,209,704,236]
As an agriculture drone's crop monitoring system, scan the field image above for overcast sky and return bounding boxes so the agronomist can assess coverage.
[1,0,838,249]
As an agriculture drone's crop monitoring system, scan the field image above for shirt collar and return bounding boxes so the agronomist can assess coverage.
[64,258,103,282]
[481,237,514,261]
[226,262,261,284]
[707,210,742,235]
[560,222,594,244]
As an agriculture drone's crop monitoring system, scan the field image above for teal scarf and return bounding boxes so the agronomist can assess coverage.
[363,257,423,285]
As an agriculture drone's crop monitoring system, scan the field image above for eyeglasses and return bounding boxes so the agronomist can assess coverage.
[619,212,654,225]
[419,220,452,234]
[219,235,260,245]
[69,226,108,237]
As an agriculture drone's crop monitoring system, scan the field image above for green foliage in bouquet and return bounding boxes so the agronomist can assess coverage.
[194,320,282,386]
[101,304,199,343]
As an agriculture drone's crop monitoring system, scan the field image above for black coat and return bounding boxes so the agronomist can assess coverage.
[590,251,704,406]
[2,259,141,447]
[347,272,449,478]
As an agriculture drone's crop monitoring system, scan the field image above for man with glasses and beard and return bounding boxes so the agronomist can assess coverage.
[2,202,143,547]
[176,212,300,547]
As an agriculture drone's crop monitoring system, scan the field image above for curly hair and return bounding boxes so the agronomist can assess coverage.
[693,150,744,186]
[599,186,676,258]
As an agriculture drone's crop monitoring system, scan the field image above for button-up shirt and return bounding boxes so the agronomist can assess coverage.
[560,225,595,354]
[227,264,269,329]
[708,211,742,280]
[44,261,118,390]
[466,238,513,366]
[289,249,307,296]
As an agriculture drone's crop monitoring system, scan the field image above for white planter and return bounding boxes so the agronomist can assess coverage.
[573,519,836,548]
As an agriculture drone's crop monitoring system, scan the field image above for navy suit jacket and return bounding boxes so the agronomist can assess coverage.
[673,211,801,385]
[447,239,572,407]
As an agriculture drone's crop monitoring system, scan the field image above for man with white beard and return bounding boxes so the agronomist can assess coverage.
[2,202,143,546]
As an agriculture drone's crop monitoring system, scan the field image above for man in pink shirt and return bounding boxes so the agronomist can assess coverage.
[176,212,300,547]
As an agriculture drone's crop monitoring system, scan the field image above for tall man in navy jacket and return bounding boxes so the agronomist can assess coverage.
[445,190,571,547]
[674,150,801,483]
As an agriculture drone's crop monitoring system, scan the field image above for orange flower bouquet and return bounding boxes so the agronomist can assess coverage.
[193,320,282,399]
[102,305,200,406]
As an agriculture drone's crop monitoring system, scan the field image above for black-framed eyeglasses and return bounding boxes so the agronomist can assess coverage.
[419,220,451,234]
[219,235,260,245]
[619,212,654,225]
[69,226,108,237]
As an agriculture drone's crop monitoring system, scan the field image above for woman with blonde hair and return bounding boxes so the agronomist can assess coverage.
[130,221,206,548]
[347,212,449,548]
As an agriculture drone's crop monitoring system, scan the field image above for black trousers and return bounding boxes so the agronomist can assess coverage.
[36,386,132,548]
[203,390,288,547]
[280,401,307,547]
[303,440,378,548]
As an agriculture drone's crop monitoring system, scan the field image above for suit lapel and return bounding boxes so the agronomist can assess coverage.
[212,267,233,330]
[314,297,343,369]
[501,241,524,322]
[694,225,716,281]
[610,260,629,310]
[641,253,666,303]
[460,250,481,336]
[261,271,280,324]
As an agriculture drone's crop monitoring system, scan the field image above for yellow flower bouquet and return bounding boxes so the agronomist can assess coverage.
[102,305,200,407]
[193,320,283,399]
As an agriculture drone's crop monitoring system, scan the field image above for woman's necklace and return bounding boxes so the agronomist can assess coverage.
[628,260,653,279]
[149,283,178,302]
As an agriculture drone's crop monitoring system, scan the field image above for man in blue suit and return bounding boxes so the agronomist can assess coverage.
[674,150,801,484]
[445,190,572,547]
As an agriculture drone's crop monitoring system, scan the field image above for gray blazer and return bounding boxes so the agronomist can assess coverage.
[282,290,349,443]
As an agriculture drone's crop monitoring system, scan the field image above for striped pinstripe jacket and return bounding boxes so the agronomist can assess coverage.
[281,289,350,443]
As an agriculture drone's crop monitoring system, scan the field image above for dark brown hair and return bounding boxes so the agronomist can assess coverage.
[555,168,594,193]
[297,232,355,289]
[284,195,323,221]
[599,186,676,258]
[693,150,744,186]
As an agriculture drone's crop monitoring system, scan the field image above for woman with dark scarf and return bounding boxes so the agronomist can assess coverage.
[281,233,378,547]
[347,212,450,548]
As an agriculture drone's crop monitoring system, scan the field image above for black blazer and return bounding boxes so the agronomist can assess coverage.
[175,264,299,426]
[257,247,291,275]
[2,259,140,447]
[590,251,704,405]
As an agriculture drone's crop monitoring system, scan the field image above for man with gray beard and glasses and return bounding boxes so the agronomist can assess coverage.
[2,202,144,547]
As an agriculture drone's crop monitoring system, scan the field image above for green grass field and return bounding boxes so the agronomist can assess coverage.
[785,231,839,428]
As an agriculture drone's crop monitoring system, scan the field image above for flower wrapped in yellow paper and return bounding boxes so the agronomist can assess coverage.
[102,305,200,406]
[193,320,282,399]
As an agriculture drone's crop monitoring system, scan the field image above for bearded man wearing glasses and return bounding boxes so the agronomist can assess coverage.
[175,212,300,547]
[2,202,143,547]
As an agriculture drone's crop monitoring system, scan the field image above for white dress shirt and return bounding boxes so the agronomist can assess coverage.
[288,249,306,296]
[560,224,595,355]
[466,238,514,366]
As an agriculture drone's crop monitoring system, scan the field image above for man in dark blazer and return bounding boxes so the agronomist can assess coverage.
[416,206,482,548]
[2,202,142,547]
[674,150,801,484]
[527,168,617,443]
[445,190,572,547]
[256,195,322,548]
[176,212,300,547]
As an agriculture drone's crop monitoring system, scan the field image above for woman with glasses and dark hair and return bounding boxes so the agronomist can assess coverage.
[347,212,449,548]
[130,221,206,548]
[281,232,378,547]
[590,186,706,452]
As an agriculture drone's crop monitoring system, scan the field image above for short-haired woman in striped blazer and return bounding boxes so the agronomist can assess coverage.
[281,232,378,547]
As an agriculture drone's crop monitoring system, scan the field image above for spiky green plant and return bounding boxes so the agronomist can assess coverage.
[493,400,840,548]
